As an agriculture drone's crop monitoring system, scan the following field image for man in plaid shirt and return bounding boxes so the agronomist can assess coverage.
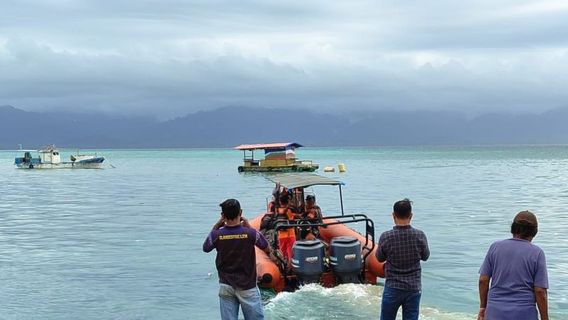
[376,199,430,320]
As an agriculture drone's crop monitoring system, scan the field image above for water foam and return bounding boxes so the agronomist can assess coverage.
[264,284,475,320]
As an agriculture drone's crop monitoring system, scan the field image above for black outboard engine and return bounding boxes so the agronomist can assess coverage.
[330,236,362,284]
[292,239,325,284]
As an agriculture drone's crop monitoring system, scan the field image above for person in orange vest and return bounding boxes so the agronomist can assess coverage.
[275,193,299,265]
[300,195,322,240]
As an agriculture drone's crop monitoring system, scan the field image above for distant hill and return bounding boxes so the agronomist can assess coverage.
[2,104,568,149]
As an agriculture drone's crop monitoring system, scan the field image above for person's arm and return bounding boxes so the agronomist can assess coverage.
[203,230,217,253]
[241,217,251,228]
[421,233,430,261]
[212,215,225,231]
[376,235,387,262]
[535,287,549,320]
[203,216,224,252]
[477,275,490,320]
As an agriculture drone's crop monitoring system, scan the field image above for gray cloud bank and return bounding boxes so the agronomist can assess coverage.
[1,1,568,119]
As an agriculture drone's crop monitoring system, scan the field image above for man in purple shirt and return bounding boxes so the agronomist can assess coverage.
[376,198,430,320]
[203,199,272,320]
[478,210,549,320]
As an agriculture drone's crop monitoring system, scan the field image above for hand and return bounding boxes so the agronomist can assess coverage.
[268,250,281,264]
[241,217,251,228]
[477,307,485,320]
[213,215,225,230]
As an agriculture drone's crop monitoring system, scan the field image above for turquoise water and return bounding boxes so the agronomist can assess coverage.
[0,146,567,319]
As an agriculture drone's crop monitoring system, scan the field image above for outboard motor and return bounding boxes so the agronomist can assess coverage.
[330,236,362,284]
[292,239,325,284]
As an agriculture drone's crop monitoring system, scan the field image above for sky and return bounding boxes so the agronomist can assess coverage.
[1,0,568,119]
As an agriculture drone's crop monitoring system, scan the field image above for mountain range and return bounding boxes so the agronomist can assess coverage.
[1,105,568,149]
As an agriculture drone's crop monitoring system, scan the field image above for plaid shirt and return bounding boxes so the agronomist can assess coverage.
[376,225,430,291]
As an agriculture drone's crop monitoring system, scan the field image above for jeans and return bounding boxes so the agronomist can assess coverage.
[380,285,421,320]
[219,283,264,320]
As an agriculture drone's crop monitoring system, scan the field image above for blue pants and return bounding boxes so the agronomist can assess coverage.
[219,283,264,320]
[380,286,421,320]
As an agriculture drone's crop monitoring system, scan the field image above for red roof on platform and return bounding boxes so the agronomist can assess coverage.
[234,142,303,150]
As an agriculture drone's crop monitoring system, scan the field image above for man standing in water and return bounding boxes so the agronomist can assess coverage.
[203,199,272,320]
[478,211,549,320]
[376,198,430,320]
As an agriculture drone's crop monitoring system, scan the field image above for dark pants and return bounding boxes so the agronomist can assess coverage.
[380,286,421,320]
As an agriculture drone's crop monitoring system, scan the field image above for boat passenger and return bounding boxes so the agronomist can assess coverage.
[300,195,322,240]
[289,187,304,215]
[267,182,285,214]
[275,193,299,265]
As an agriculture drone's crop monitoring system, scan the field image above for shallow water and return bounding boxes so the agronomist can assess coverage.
[0,146,566,319]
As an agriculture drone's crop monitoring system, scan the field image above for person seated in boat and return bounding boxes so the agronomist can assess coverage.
[304,195,322,221]
[261,183,285,236]
[289,187,304,215]
[299,194,323,240]
[275,193,300,265]
[266,182,285,214]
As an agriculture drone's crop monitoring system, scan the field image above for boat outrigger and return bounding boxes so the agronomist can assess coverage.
[235,142,319,173]
[250,173,384,292]
[14,145,105,169]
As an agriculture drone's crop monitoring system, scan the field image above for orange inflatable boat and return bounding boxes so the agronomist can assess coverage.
[251,173,385,292]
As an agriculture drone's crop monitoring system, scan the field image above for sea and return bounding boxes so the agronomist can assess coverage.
[0,146,566,319]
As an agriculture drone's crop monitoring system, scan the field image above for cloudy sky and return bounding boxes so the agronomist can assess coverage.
[1,0,568,119]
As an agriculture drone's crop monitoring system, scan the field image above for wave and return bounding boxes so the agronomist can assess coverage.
[262,284,475,320]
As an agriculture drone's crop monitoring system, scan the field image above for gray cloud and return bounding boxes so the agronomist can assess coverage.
[1,0,568,119]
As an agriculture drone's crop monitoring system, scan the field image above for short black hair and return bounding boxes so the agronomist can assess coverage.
[306,195,315,201]
[393,198,412,219]
[279,193,289,205]
[220,199,241,220]
[511,221,538,239]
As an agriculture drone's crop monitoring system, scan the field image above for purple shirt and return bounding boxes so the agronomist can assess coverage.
[203,224,268,290]
[479,238,548,320]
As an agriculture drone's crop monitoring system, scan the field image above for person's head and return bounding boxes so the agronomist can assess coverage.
[279,193,290,205]
[393,198,413,220]
[511,210,538,240]
[306,194,315,205]
[220,198,242,220]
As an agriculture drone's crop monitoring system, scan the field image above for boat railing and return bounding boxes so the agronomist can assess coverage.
[271,213,376,282]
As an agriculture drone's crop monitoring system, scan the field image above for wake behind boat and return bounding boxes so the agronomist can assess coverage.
[14,145,105,169]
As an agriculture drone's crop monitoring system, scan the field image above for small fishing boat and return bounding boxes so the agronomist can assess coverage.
[251,173,384,292]
[14,145,105,169]
[235,142,319,173]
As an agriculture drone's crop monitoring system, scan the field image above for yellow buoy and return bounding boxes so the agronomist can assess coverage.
[338,163,346,173]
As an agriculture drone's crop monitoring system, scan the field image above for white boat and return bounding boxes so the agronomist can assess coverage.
[14,145,105,169]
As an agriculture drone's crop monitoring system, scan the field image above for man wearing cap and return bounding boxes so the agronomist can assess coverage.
[478,211,549,320]
[203,199,273,320]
